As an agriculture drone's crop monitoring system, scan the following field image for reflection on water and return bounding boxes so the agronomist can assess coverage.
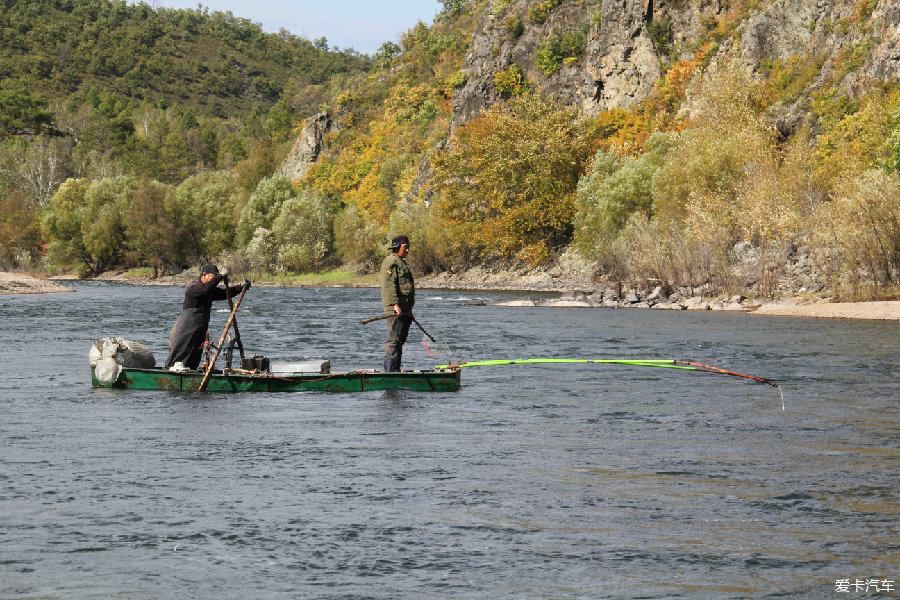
[1,282,899,599]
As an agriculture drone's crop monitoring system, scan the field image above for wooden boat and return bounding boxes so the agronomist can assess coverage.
[91,366,461,393]
[91,283,461,393]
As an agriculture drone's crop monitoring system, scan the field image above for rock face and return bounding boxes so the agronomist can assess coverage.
[278,112,330,182]
[451,0,900,125]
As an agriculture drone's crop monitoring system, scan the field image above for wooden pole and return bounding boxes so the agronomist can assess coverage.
[223,276,245,361]
[358,313,395,325]
[359,312,435,341]
[198,283,248,392]
[410,316,435,342]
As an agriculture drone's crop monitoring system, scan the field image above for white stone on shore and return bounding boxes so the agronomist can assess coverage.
[652,302,684,310]
[683,296,710,310]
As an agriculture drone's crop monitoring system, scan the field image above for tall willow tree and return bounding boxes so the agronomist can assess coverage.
[431,93,598,265]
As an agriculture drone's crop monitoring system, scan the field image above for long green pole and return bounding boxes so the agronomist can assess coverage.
[434,357,783,406]
[434,358,695,370]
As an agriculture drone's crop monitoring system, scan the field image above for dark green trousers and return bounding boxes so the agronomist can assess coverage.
[384,314,412,372]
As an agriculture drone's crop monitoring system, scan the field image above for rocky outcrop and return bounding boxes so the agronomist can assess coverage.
[451,0,900,125]
[278,112,330,182]
[584,0,661,114]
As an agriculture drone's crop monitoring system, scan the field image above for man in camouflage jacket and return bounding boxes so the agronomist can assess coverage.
[380,235,415,372]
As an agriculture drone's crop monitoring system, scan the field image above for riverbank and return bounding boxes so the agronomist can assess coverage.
[752,299,900,320]
[0,273,75,294]
[8,270,898,320]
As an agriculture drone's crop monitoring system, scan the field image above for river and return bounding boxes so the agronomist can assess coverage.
[1,282,898,599]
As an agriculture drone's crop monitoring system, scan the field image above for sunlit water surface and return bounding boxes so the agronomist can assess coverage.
[1,282,898,599]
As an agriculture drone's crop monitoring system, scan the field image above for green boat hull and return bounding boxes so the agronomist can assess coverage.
[91,366,460,393]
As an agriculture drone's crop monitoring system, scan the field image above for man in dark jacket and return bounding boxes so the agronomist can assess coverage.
[165,264,248,371]
[380,235,415,372]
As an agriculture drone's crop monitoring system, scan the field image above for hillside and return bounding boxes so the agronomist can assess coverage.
[0,0,370,271]
[284,0,900,300]
[0,0,369,119]
[4,0,900,302]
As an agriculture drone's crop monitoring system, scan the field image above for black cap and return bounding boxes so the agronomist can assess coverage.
[201,264,219,274]
[388,235,410,250]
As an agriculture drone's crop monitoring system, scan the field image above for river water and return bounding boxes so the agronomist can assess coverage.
[1,282,898,599]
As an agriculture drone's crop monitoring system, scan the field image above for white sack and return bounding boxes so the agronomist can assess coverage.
[89,337,156,368]
[95,356,123,385]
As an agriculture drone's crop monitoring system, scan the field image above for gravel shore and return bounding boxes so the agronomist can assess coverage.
[4,270,897,320]
[751,299,900,320]
[0,273,75,294]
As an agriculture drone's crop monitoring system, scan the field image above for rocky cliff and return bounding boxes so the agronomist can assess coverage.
[277,112,331,181]
[281,0,900,184]
[454,0,899,123]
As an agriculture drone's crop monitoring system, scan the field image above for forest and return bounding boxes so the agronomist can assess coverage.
[3,0,900,300]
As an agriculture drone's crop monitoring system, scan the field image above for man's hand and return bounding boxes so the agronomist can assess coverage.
[244,279,251,289]
[393,304,401,316]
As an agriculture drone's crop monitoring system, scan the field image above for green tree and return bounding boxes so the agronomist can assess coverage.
[271,189,334,272]
[42,177,92,270]
[237,175,297,245]
[81,176,137,273]
[125,178,185,275]
[174,170,243,258]
[0,80,58,138]
[574,133,675,255]
[437,0,473,22]
[43,175,137,274]
[264,97,295,140]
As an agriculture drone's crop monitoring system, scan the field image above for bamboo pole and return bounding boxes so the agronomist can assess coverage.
[198,283,248,392]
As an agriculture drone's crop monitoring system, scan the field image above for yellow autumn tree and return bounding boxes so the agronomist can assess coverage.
[431,93,598,265]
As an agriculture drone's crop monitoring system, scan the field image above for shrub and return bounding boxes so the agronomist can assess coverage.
[333,204,384,273]
[506,14,524,39]
[493,63,530,97]
[174,170,243,258]
[446,71,468,91]
[574,133,674,255]
[387,200,452,274]
[535,25,589,76]
[647,20,674,57]
[245,227,279,272]
[807,170,900,297]
[613,213,729,291]
[527,0,561,24]
[237,175,298,245]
